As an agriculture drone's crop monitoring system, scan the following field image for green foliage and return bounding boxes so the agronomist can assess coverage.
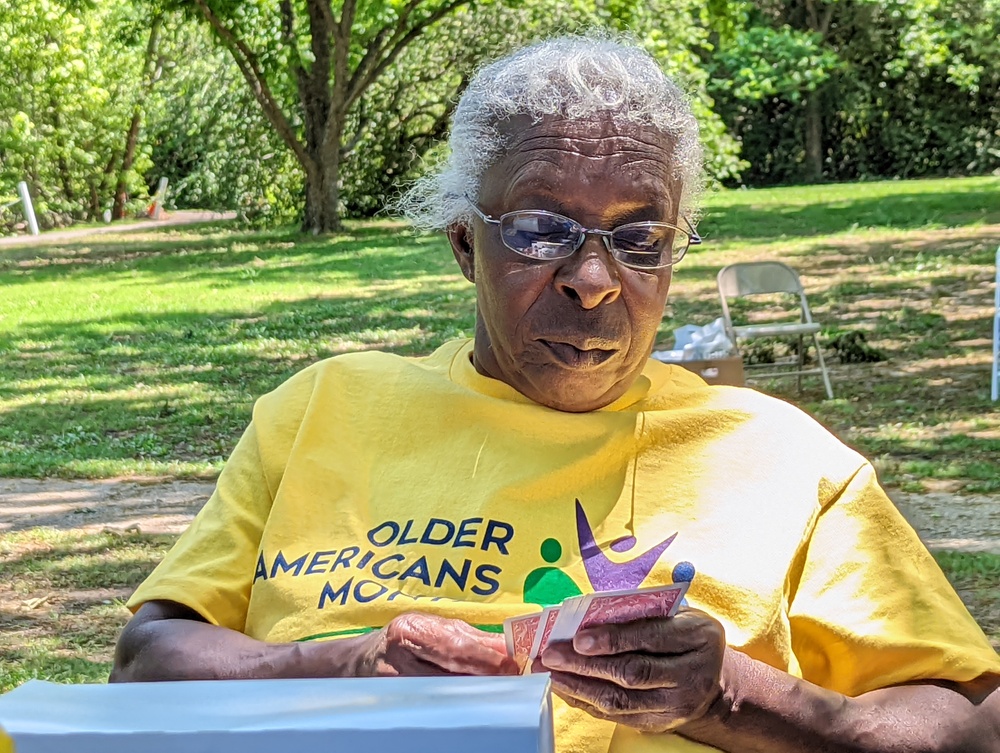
[0,2,161,227]
[340,4,514,217]
[144,23,303,223]
[827,331,885,364]
[343,0,748,216]
[710,0,1000,185]
[934,551,1000,582]
[824,0,1000,180]
[5,0,997,227]
[626,0,746,184]
[709,26,840,102]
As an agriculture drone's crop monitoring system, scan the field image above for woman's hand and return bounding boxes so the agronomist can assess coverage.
[347,612,518,677]
[113,601,517,682]
[537,608,726,732]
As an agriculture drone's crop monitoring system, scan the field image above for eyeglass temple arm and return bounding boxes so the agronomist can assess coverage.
[465,196,500,226]
[683,217,702,245]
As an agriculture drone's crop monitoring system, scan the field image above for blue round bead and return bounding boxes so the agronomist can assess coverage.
[672,561,696,583]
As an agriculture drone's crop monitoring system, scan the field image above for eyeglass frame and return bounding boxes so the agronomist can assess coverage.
[464,194,701,270]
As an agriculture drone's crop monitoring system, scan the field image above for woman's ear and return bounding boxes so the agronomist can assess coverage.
[447,223,475,283]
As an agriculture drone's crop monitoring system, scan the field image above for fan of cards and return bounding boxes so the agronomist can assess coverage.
[503,582,690,674]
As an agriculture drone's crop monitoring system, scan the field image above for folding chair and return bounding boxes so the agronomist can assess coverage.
[717,261,834,399]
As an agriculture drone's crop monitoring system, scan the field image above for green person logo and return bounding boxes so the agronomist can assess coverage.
[522,538,583,606]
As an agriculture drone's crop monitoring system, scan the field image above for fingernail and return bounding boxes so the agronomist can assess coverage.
[545,653,566,669]
[575,633,596,652]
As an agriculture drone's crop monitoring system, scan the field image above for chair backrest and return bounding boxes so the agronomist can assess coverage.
[717,262,804,297]
[716,261,815,330]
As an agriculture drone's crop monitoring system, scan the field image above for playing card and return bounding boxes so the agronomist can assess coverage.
[544,594,589,644]
[527,606,561,667]
[503,613,542,673]
[577,582,690,631]
[543,582,691,644]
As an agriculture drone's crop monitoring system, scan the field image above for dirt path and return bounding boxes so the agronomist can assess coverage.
[0,478,997,553]
[0,210,236,248]
[0,478,213,535]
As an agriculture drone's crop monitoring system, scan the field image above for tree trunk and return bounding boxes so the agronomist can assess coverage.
[802,0,834,184]
[194,0,470,234]
[113,111,143,220]
[804,94,824,183]
[302,130,343,234]
[303,162,341,233]
[114,15,163,220]
[88,182,102,220]
[49,104,76,210]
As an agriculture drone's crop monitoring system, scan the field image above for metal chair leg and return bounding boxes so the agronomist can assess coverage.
[812,333,834,399]
[797,334,805,393]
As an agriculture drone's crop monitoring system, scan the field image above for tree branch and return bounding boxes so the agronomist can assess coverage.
[346,0,425,92]
[339,122,366,159]
[317,0,335,30]
[280,0,312,118]
[339,0,358,40]
[323,0,356,151]
[191,0,313,175]
[142,14,164,93]
[400,104,449,126]
[819,2,835,37]
[804,0,819,32]
[347,26,393,99]
[344,0,470,110]
[346,0,442,105]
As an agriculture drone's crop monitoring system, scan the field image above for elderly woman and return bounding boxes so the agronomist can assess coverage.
[113,37,1000,752]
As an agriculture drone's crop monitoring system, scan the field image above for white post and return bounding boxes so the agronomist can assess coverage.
[148,177,168,220]
[17,181,39,236]
[992,246,999,401]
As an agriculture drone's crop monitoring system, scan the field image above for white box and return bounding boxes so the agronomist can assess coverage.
[0,675,554,753]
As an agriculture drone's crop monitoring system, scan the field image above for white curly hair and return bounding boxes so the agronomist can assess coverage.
[398,34,704,229]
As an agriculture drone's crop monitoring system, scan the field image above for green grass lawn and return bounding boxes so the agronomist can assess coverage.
[0,222,471,476]
[1,174,999,690]
[2,175,999,484]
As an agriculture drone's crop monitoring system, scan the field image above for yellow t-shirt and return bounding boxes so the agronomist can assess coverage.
[129,339,1000,753]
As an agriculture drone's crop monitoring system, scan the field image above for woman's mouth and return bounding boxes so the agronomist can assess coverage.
[538,339,618,368]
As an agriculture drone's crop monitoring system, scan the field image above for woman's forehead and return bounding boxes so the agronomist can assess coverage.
[482,115,680,214]
[495,114,674,160]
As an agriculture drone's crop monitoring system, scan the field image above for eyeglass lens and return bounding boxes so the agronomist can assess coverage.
[499,210,685,268]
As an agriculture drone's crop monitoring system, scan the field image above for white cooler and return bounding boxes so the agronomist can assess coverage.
[0,674,554,753]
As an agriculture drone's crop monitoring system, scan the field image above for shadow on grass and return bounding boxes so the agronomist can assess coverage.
[0,531,175,591]
[4,257,994,478]
[934,551,1000,649]
[3,208,999,478]
[0,285,476,476]
[680,225,1000,285]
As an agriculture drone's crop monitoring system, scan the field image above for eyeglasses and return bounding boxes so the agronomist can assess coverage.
[465,196,700,270]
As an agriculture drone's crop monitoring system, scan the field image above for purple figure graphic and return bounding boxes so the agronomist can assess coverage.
[575,499,678,591]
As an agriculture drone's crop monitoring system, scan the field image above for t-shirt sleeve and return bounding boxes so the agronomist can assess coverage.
[787,462,1000,696]
[125,420,273,630]
[126,366,318,631]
